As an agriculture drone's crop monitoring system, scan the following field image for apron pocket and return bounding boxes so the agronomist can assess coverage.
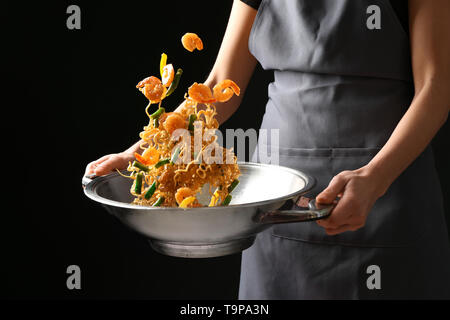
[264,145,439,247]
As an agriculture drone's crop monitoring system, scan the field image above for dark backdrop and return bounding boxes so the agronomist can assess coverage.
[2,1,449,299]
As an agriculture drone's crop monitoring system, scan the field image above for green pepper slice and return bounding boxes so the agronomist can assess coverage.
[227,179,239,193]
[150,107,165,119]
[152,196,165,207]
[154,158,170,168]
[221,194,232,206]
[132,160,149,172]
[134,172,143,195]
[165,68,183,97]
[144,181,157,200]
[188,114,197,131]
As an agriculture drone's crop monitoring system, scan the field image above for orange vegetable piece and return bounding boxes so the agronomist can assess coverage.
[175,187,195,205]
[162,64,175,87]
[135,148,159,166]
[213,79,240,103]
[188,83,216,104]
[181,33,203,52]
[164,113,186,135]
[136,76,165,103]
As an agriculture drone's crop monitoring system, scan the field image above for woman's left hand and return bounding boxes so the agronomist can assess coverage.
[315,166,388,235]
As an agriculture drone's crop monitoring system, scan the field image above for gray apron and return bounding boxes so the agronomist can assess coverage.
[239,0,450,299]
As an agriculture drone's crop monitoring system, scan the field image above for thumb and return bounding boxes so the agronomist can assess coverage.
[316,174,348,204]
[94,156,122,176]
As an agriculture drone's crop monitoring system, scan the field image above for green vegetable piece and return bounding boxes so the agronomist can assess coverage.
[153,118,159,128]
[154,158,170,168]
[144,181,157,200]
[150,107,165,119]
[227,179,239,193]
[221,194,232,206]
[152,196,165,207]
[170,147,181,165]
[165,68,183,97]
[132,160,149,172]
[134,172,143,195]
[188,114,197,131]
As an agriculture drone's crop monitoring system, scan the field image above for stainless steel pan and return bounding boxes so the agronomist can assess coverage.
[82,162,334,258]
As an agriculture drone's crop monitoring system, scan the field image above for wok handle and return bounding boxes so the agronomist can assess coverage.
[82,173,97,188]
[256,198,335,224]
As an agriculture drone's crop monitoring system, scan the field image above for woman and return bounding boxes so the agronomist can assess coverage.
[86,0,450,299]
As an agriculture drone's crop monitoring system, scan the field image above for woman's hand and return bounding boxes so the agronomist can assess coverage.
[85,151,135,177]
[315,0,450,236]
[315,166,388,235]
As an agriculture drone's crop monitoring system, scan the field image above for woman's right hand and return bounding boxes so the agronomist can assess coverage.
[85,151,135,177]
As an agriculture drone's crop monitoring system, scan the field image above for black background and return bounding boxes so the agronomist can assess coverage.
[2,1,449,299]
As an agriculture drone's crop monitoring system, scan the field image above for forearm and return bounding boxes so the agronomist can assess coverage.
[175,0,258,124]
[366,80,449,196]
[365,0,450,197]
[203,80,246,125]
[204,1,257,123]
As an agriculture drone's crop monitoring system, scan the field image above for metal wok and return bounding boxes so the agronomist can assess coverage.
[82,162,334,258]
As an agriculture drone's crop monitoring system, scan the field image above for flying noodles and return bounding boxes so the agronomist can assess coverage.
[121,33,241,208]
